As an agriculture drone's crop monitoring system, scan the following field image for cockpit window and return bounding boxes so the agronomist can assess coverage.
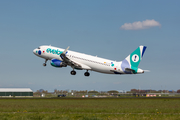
[38,47,40,49]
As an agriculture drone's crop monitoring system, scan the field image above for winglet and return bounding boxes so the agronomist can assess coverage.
[60,46,70,59]
[63,46,70,54]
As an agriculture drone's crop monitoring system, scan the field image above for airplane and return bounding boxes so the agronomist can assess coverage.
[33,45,147,76]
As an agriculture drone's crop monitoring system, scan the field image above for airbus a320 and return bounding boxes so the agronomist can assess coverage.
[33,45,147,77]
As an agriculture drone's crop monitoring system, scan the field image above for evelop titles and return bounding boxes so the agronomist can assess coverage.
[46,48,64,55]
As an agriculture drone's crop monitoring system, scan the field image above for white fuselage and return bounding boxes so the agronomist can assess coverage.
[33,45,144,75]
[33,45,124,74]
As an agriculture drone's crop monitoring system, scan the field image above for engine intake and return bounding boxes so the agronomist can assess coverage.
[50,59,67,67]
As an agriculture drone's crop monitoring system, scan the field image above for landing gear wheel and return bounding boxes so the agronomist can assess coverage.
[43,59,48,66]
[84,72,90,76]
[71,70,76,75]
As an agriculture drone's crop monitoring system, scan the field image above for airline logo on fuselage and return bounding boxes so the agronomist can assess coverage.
[46,48,63,55]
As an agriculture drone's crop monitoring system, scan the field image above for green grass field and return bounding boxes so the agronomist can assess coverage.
[0,98,179,120]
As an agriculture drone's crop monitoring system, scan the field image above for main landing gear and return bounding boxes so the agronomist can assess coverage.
[70,70,90,76]
[70,70,76,75]
[43,59,48,66]
[84,71,90,77]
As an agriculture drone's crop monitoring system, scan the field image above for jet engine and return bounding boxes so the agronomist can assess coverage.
[50,59,67,67]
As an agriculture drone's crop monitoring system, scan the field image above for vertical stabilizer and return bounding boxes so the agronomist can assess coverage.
[121,46,147,74]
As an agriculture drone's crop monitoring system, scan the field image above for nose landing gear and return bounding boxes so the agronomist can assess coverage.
[43,59,48,66]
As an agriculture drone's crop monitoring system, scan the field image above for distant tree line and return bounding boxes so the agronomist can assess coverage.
[33,89,180,95]
[130,89,179,93]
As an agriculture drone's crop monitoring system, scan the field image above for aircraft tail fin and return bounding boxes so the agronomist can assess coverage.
[121,46,147,73]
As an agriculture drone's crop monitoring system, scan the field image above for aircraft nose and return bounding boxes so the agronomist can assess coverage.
[33,49,36,54]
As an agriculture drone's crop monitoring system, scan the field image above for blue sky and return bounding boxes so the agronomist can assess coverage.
[0,0,179,92]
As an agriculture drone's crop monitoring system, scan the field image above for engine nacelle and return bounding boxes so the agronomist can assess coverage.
[50,59,67,67]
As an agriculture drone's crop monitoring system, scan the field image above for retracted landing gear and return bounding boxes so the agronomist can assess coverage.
[71,70,76,75]
[84,71,90,77]
[43,59,48,66]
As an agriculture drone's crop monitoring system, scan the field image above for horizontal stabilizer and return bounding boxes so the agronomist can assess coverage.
[125,68,135,72]
[144,70,150,72]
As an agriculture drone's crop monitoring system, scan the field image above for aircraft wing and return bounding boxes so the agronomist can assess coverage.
[60,46,91,70]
